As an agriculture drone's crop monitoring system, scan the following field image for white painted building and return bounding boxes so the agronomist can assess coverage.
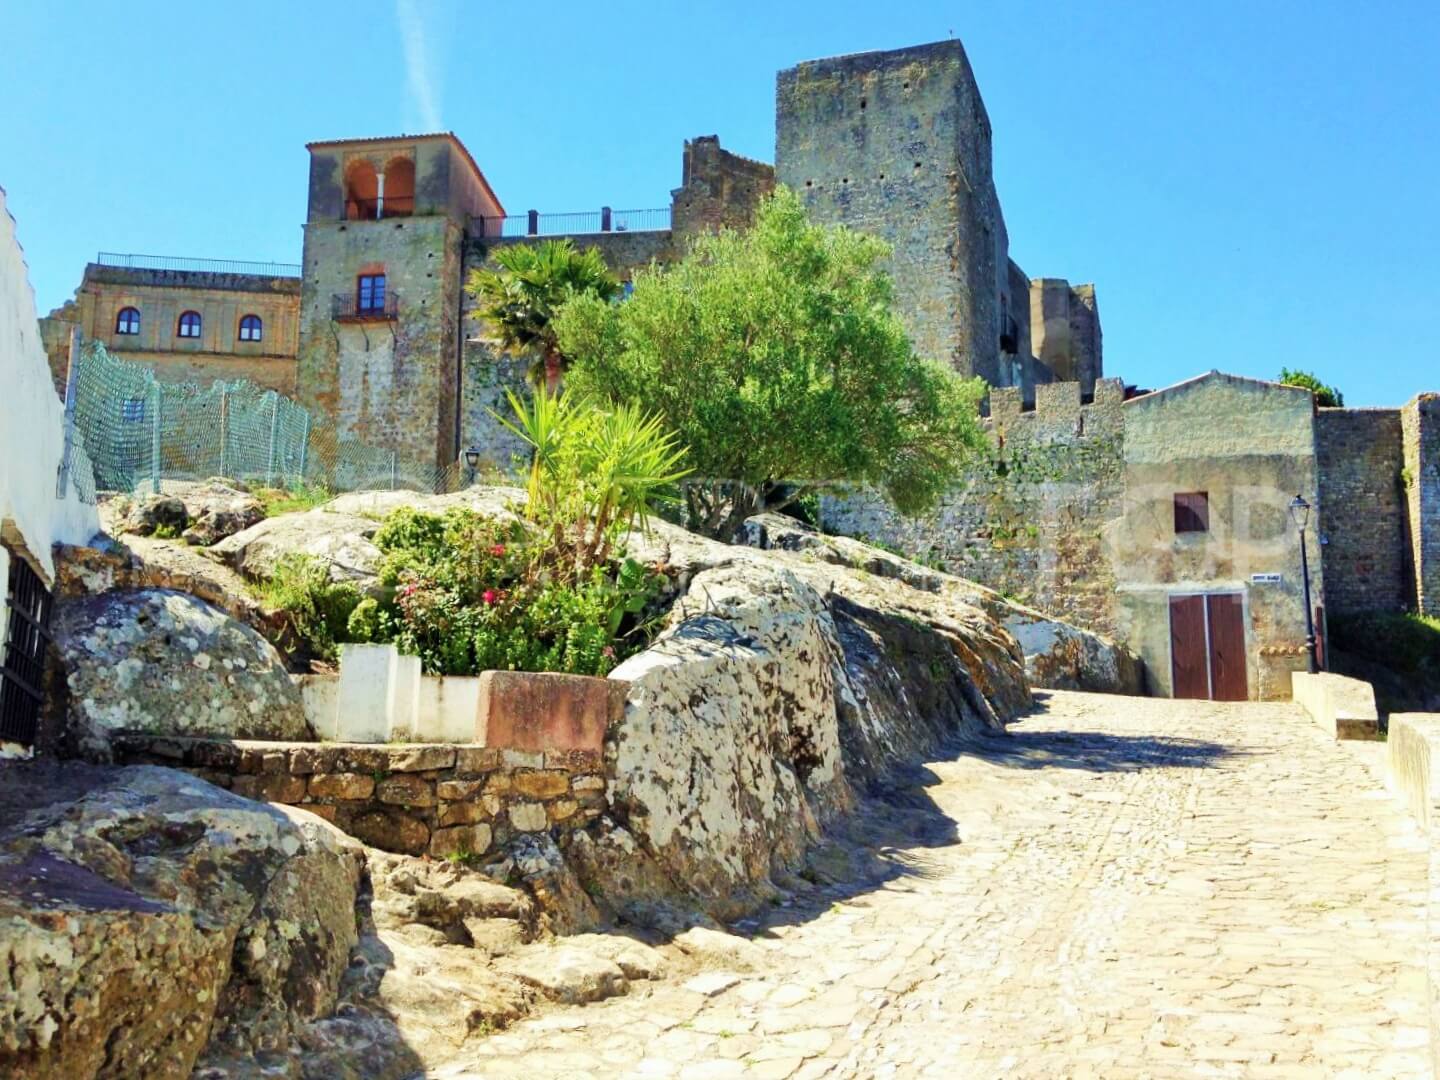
[0,186,99,755]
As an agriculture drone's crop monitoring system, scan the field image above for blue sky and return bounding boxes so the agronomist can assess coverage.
[3,1,1436,405]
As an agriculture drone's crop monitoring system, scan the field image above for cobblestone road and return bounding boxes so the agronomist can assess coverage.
[435,691,1430,1078]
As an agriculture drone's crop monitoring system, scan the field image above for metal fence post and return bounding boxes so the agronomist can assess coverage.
[55,328,82,498]
[218,384,229,479]
[150,381,162,494]
[297,411,310,486]
[390,451,398,491]
[527,209,539,236]
[266,391,280,487]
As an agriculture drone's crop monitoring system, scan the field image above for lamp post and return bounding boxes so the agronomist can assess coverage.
[1289,494,1319,674]
[463,446,481,487]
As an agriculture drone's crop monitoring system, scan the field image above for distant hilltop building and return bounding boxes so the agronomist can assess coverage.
[41,38,1099,467]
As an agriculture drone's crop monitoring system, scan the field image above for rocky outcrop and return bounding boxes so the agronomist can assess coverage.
[0,761,362,1079]
[51,588,311,757]
[113,481,264,546]
[741,512,1143,696]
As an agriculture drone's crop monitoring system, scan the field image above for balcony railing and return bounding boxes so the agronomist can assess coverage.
[332,292,399,321]
[96,251,301,277]
[473,206,670,239]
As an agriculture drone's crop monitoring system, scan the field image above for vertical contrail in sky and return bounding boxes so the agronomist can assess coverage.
[396,0,442,130]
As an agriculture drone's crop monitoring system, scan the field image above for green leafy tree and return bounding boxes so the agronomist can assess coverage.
[1278,368,1344,407]
[553,186,988,539]
[466,239,621,391]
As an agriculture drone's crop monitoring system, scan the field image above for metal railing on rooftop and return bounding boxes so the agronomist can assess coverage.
[473,206,670,239]
[96,252,302,277]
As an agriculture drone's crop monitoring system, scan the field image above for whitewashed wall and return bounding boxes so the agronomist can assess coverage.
[0,186,100,756]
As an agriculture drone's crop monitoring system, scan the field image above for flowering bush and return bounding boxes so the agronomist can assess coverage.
[346,505,663,676]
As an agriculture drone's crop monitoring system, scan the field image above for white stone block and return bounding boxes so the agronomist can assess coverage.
[390,653,422,739]
[336,643,398,742]
[417,675,482,743]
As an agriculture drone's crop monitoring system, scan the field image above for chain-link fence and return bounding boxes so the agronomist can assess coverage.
[62,342,481,498]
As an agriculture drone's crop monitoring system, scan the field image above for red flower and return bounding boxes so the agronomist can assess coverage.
[490,543,506,557]
[482,589,499,605]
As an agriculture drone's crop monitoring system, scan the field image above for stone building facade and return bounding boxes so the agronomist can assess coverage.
[824,372,1440,700]
[40,263,301,397]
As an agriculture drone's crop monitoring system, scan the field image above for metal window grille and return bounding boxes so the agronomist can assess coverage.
[1,554,53,747]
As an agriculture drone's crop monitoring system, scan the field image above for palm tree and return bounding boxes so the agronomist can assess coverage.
[466,239,620,392]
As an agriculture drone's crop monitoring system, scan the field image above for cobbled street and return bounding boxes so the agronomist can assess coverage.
[434,690,1430,1079]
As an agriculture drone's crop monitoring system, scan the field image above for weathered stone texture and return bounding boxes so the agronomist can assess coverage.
[1402,393,1440,616]
[821,378,1127,638]
[111,735,607,860]
[670,135,775,243]
[1316,408,1410,614]
[51,588,311,758]
[776,40,1011,387]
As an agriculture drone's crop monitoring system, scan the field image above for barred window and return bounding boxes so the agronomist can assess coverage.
[121,397,146,423]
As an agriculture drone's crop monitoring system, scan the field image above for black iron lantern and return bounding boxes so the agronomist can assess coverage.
[1288,493,1310,533]
[463,446,481,486]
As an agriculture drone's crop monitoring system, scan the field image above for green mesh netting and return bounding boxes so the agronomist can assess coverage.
[66,342,465,496]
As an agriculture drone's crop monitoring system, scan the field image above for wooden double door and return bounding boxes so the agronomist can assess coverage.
[1169,592,1248,701]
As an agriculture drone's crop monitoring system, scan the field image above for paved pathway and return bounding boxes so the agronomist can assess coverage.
[435,691,1430,1078]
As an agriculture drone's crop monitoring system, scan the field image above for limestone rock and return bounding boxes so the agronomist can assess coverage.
[671,926,769,971]
[367,850,536,943]
[0,761,362,1079]
[176,481,265,546]
[564,933,668,980]
[206,507,384,590]
[496,945,629,1004]
[122,492,188,536]
[51,587,311,758]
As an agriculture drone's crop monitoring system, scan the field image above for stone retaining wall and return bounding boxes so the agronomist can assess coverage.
[112,734,606,860]
[1291,671,1381,740]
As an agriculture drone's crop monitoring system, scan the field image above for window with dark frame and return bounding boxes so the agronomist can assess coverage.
[115,306,141,335]
[357,273,386,314]
[1174,491,1210,534]
[238,313,263,342]
[177,310,202,338]
[121,397,146,423]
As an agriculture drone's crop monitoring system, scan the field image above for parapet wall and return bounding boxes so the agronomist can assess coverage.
[1316,408,1410,614]
[671,136,774,245]
[821,378,1127,635]
[112,735,606,860]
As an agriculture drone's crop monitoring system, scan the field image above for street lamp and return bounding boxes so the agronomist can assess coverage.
[463,446,481,486]
[1289,493,1319,674]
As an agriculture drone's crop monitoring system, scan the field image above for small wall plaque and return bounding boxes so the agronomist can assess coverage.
[1250,573,1283,585]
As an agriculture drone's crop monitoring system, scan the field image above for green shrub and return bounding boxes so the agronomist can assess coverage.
[349,504,663,677]
[258,553,362,662]
[1331,612,1440,676]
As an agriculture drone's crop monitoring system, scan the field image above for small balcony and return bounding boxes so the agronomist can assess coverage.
[332,292,399,322]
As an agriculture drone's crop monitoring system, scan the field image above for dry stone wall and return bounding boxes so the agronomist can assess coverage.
[111,736,606,861]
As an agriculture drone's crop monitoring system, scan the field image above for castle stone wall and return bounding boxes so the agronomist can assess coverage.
[821,378,1127,636]
[1030,278,1102,397]
[1316,408,1410,614]
[776,41,1008,387]
[671,136,774,246]
[297,215,464,467]
[1403,394,1440,616]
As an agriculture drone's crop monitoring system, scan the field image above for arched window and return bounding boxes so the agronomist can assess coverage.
[238,314,263,342]
[345,159,379,220]
[115,307,141,335]
[382,156,415,217]
[177,311,202,338]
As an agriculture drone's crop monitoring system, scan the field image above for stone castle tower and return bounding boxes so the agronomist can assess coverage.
[296,134,503,469]
[775,40,1101,400]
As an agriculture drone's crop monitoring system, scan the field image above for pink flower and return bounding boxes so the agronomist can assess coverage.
[490,543,506,557]
[482,589,499,605]
[601,645,616,659]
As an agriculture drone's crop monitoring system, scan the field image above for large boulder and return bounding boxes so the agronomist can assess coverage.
[741,512,1142,696]
[176,480,265,546]
[51,588,311,758]
[0,761,363,1079]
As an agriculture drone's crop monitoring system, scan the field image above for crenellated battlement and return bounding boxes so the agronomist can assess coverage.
[986,377,1126,445]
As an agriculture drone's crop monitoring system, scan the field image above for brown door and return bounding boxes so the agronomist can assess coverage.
[1206,593,1248,701]
[1169,595,1210,699]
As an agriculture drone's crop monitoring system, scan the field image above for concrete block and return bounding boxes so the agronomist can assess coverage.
[418,675,482,742]
[336,643,398,742]
[477,671,623,753]
[390,653,422,739]
[296,674,339,737]
[1291,672,1380,740]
